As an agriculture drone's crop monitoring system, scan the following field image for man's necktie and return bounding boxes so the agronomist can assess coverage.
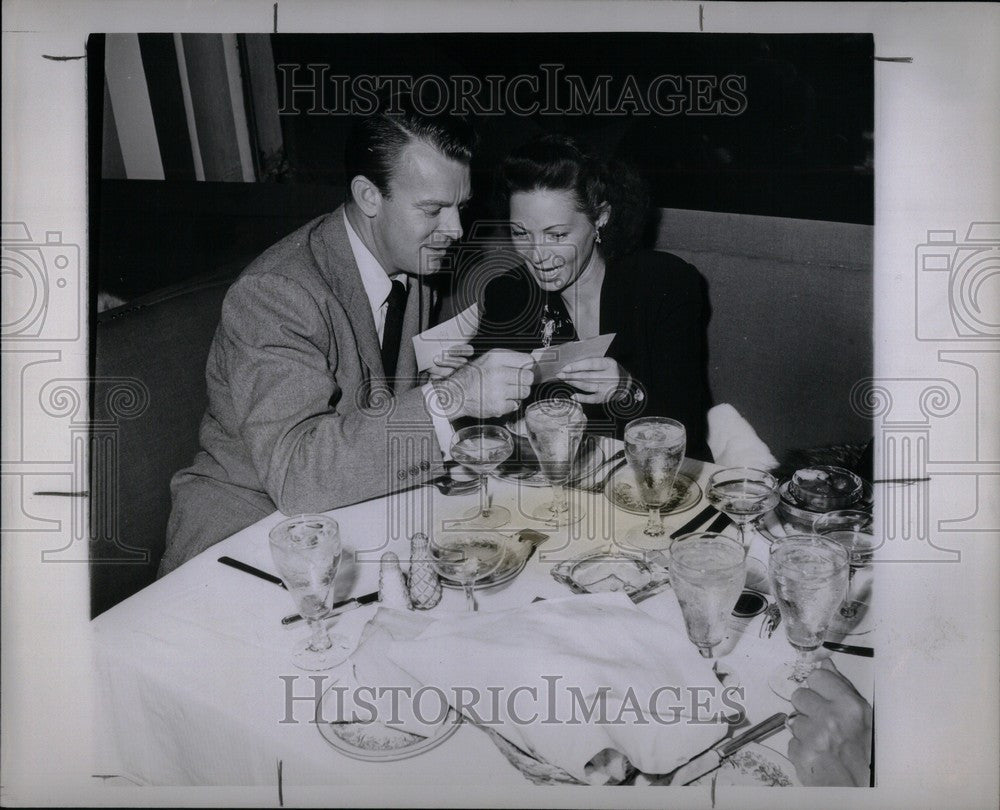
[380,279,408,381]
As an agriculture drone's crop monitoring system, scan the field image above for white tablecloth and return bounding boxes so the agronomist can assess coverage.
[91,453,874,787]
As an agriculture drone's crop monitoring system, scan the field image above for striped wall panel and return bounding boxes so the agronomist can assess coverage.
[102,34,281,182]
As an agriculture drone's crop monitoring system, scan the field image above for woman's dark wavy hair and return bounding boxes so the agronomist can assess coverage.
[496,135,650,260]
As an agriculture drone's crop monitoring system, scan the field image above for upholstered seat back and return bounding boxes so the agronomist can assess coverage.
[90,270,238,616]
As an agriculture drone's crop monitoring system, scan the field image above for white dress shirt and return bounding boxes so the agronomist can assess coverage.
[343,210,454,459]
[344,209,408,342]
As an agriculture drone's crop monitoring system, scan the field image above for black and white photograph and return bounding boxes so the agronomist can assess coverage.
[1,2,997,808]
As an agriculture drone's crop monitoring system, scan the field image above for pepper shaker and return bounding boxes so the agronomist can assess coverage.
[407,533,442,609]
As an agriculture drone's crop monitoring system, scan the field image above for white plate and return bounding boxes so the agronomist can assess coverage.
[604,468,702,516]
[691,742,800,787]
[493,434,605,488]
[316,690,461,762]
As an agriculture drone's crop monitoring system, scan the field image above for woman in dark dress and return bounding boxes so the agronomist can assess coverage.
[442,135,714,460]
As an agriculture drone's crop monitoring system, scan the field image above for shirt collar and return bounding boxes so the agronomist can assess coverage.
[343,209,407,315]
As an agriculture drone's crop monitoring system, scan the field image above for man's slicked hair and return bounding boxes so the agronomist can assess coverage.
[344,91,478,197]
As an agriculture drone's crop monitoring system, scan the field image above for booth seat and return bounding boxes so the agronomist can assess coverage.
[89,209,872,616]
[90,263,245,617]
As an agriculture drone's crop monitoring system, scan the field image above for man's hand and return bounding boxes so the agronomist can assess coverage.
[432,349,534,419]
[787,658,873,786]
[427,343,474,380]
[557,356,630,404]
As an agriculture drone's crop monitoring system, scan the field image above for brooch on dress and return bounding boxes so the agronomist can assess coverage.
[539,303,565,348]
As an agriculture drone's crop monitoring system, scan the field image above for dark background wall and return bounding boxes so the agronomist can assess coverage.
[92,32,873,302]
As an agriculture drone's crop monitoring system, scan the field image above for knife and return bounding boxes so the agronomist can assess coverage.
[704,511,734,534]
[669,504,718,539]
[218,556,286,589]
[670,712,788,785]
[282,591,380,626]
[822,641,874,657]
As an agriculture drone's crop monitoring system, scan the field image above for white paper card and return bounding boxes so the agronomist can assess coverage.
[412,303,480,371]
[530,333,616,383]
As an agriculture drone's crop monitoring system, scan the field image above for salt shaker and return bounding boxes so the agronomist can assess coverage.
[379,552,411,610]
[406,533,442,610]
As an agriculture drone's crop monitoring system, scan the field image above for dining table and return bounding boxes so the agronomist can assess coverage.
[90,439,875,791]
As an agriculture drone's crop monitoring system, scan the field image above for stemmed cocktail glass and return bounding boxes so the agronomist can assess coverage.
[813,509,877,635]
[449,425,515,529]
[706,467,780,550]
[767,534,850,699]
[269,514,354,671]
[622,417,686,550]
[428,532,506,611]
[669,532,747,658]
[523,399,587,526]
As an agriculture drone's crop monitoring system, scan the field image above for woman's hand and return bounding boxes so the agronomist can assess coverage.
[427,344,474,380]
[557,356,630,404]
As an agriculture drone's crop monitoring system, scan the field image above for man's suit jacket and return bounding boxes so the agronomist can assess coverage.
[160,207,446,575]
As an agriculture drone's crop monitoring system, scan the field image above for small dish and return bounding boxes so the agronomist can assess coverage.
[789,465,863,511]
[603,469,702,517]
[551,549,671,601]
[771,480,873,536]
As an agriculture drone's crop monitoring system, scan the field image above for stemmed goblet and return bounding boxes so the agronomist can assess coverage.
[269,514,354,671]
[449,425,515,529]
[767,534,850,700]
[523,399,588,525]
[668,532,747,658]
[621,417,686,550]
[706,467,780,550]
[428,532,506,611]
[813,509,877,635]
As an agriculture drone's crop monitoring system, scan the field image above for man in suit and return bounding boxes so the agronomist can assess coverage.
[160,98,534,575]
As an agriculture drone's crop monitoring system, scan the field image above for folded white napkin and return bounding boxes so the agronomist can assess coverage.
[385,593,729,784]
[707,403,779,470]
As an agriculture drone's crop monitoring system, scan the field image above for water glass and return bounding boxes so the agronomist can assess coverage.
[269,514,353,671]
[813,509,877,635]
[767,534,850,699]
[622,417,686,550]
[523,398,587,525]
[668,532,747,657]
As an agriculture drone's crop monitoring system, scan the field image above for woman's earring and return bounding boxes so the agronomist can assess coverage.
[595,228,602,245]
